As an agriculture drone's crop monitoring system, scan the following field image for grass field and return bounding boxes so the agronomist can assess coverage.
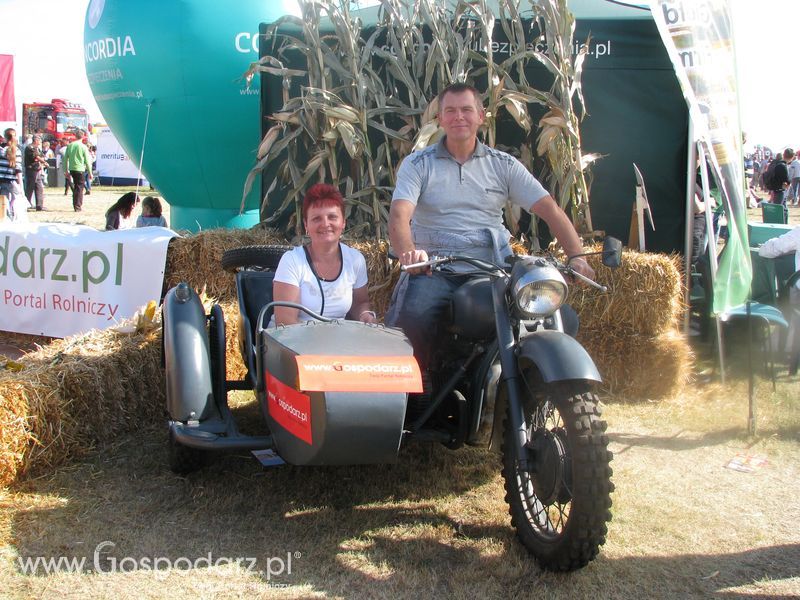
[0,186,798,598]
[18,184,170,231]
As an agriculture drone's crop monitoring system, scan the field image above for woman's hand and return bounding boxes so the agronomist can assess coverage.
[351,285,375,323]
[359,310,377,324]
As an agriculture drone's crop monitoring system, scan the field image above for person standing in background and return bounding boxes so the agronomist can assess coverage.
[57,140,72,195]
[788,149,800,206]
[41,141,54,188]
[84,145,96,195]
[0,128,25,221]
[23,134,47,210]
[64,130,92,212]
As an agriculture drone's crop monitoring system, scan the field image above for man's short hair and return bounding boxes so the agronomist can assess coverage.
[438,82,482,107]
[784,148,795,160]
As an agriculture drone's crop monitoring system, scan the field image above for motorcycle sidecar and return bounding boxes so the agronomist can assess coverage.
[163,268,420,473]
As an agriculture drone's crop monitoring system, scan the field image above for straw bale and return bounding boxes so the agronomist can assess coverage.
[218,299,247,381]
[348,239,400,318]
[164,228,286,300]
[570,247,684,337]
[0,327,164,487]
[579,329,692,401]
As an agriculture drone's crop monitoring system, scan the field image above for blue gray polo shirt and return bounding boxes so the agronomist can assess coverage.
[392,137,549,233]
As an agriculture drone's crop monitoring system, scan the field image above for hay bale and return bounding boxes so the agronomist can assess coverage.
[570,248,684,337]
[165,228,286,301]
[349,239,400,318]
[0,327,164,487]
[219,299,247,381]
[579,329,692,401]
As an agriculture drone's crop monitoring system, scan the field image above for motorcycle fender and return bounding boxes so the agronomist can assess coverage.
[488,331,601,452]
[517,330,602,384]
[163,284,217,423]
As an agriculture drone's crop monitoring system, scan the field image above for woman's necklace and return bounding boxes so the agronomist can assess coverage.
[307,244,342,282]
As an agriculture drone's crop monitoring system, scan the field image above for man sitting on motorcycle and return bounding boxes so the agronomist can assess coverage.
[387,82,594,372]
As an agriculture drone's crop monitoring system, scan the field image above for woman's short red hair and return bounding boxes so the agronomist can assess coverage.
[302,183,345,219]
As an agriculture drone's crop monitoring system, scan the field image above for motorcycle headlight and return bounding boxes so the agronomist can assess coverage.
[511,260,567,318]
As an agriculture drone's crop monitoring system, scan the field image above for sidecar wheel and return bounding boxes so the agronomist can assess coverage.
[221,245,291,272]
[168,429,207,475]
[502,381,613,571]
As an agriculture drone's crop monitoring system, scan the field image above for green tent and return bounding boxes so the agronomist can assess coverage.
[260,2,688,252]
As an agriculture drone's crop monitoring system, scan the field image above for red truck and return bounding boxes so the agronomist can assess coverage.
[22,99,90,144]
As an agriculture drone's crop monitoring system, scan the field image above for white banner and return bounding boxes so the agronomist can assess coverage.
[0,223,177,337]
[96,127,149,186]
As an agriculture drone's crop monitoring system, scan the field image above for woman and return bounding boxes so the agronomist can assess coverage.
[272,183,375,325]
[136,196,169,228]
[0,128,25,221]
[104,191,140,230]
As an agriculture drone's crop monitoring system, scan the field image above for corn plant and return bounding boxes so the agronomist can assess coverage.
[243,0,596,241]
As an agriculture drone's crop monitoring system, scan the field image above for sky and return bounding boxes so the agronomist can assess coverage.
[1,0,799,152]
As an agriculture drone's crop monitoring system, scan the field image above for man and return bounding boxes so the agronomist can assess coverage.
[764,149,791,225]
[23,134,47,210]
[64,130,92,212]
[388,82,593,371]
[759,226,800,373]
[787,149,800,206]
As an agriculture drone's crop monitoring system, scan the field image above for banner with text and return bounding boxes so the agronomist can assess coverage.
[96,127,149,186]
[0,223,177,337]
[650,0,751,313]
[0,54,15,121]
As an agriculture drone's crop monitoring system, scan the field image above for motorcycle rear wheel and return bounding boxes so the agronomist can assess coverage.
[502,380,613,571]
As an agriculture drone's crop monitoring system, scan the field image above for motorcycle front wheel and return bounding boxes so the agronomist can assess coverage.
[502,380,613,571]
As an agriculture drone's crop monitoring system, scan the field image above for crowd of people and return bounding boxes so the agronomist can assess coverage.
[746,147,800,208]
[0,126,169,230]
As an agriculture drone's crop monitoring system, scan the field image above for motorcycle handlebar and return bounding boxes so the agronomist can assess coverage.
[399,253,609,292]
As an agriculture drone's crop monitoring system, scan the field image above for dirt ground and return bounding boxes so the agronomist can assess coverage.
[0,375,798,599]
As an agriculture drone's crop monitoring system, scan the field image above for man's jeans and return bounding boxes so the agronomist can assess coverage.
[789,179,800,204]
[395,272,467,373]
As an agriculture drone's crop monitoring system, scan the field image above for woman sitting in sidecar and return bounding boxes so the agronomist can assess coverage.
[271,183,376,326]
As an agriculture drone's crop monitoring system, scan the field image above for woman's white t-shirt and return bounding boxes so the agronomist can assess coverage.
[271,244,368,323]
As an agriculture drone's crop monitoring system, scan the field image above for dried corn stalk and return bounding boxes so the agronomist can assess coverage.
[244,0,596,241]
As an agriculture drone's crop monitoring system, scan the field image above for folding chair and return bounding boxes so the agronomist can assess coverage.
[761,202,788,224]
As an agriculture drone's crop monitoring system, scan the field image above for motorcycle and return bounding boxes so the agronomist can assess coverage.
[162,237,621,571]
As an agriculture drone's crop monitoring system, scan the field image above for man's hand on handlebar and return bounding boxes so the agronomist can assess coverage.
[568,256,595,283]
[400,249,431,275]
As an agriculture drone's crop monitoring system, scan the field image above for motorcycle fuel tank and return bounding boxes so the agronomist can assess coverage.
[261,321,421,465]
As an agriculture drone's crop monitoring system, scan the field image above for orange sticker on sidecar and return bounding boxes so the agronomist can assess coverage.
[266,371,312,444]
[295,355,423,393]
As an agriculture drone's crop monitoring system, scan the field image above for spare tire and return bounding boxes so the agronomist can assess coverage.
[221,245,292,272]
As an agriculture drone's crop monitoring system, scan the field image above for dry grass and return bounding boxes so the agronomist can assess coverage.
[0,364,798,598]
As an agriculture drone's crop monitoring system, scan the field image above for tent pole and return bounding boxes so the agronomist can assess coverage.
[698,140,725,383]
[684,119,696,334]
[135,100,154,201]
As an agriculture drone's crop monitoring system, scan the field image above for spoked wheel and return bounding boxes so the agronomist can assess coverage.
[502,380,613,571]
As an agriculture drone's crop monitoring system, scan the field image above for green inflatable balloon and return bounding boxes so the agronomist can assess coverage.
[83,0,300,230]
